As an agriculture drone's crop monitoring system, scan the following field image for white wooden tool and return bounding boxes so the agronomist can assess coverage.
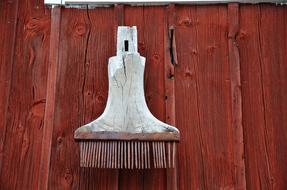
[75,26,179,169]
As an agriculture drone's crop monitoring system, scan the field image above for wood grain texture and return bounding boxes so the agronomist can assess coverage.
[39,6,61,190]
[175,5,237,189]
[75,131,179,141]
[228,3,246,190]
[238,5,287,190]
[48,7,118,190]
[0,0,50,189]
[165,4,178,190]
[0,0,19,173]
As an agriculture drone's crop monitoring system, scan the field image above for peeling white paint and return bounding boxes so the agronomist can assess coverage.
[76,26,179,134]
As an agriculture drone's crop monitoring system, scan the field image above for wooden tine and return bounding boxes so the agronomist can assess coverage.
[160,142,163,168]
[94,142,98,168]
[106,141,109,168]
[138,141,141,169]
[173,142,176,168]
[158,142,161,168]
[110,141,113,168]
[157,142,162,168]
[147,142,150,168]
[152,142,156,168]
[122,141,124,169]
[156,142,159,168]
[84,142,88,167]
[108,141,111,168]
[93,141,98,168]
[124,141,128,168]
[155,142,158,168]
[82,142,85,167]
[92,142,95,168]
[144,142,147,169]
[102,141,105,168]
[106,141,110,168]
[134,141,138,169]
[94,141,99,168]
[115,141,118,169]
[131,141,134,169]
[96,142,100,168]
[167,142,171,168]
[91,142,94,167]
[91,142,95,168]
[99,141,102,168]
[163,142,166,168]
[80,142,83,167]
[141,142,144,169]
[99,142,102,168]
[110,142,112,168]
[161,142,164,168]
[88,142,92,167]
[157,142,161,168]
[128,141,130,169]
[118,141,120,168]
[104,141,108,168]
[112,141,115,168]
[110,142,113,169]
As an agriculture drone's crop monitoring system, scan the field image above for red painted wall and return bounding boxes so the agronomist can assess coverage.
[0,0,287,189]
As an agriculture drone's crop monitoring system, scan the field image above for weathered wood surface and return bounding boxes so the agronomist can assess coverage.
[0,0,19,174]
[0,0,50,189]
[39,6,61,190]
[175,5,237,189]
[47,7,119,190]
[228,3,246,189]
[165,4,178,190]
[238,5,287,190]
[75,131,179,140]
[0,2,287,190]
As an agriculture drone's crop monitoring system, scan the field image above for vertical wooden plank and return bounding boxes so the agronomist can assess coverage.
[258,6,287,189]
[238,5,287,189]
[0,0,50,189]
[165,4,178,190]
[195,5,235,189]
[80,6,118,190]
[174,6,207,189]
[39,6,61,190]
[238,5,272,190]
[115,4,124,26]
[165,4,176,131]
[141,6,167,189]
[48,7,90,190]
[48,7,118,190]
[227,3,246,190]
[0,0,19,172]
[175,5,236,189]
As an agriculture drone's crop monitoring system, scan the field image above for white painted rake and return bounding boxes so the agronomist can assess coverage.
[75,26,180,169]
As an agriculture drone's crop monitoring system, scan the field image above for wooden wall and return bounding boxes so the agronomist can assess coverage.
[0,0,287,189]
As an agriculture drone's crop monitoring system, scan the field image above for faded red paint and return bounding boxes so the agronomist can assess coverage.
[0,1,287,189]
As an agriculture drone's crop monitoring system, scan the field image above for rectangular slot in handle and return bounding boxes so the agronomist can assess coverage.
[124,40,129,52]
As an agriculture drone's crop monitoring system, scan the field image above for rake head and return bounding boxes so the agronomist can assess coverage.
[75,132,179,169]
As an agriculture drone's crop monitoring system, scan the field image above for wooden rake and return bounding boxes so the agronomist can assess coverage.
[75,26,180,169]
